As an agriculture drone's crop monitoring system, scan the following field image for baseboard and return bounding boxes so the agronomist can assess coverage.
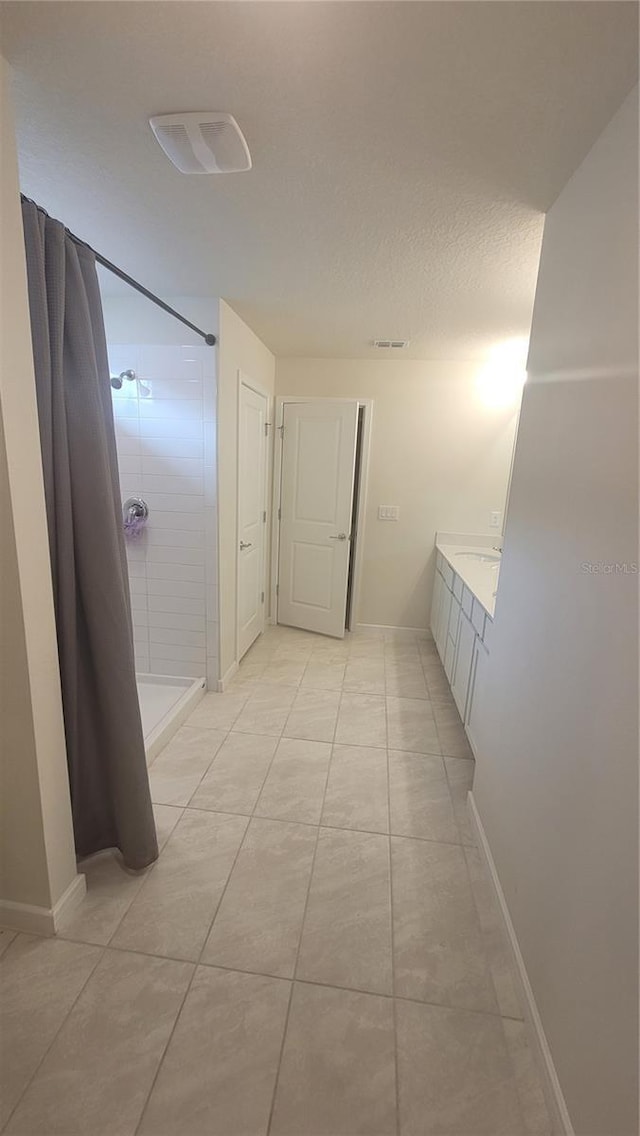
[0,872,86,937]
[467,793,575,1136]
[217,661,239,692]
[52,873,87,931]
[356,622,432,635]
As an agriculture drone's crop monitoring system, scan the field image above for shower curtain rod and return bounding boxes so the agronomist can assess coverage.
[20,194,217,347]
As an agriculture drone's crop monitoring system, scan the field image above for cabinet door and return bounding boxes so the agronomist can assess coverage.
[447,588,461,644]
[443,593,461,681]
[430,569,443,640]
[466,637,489,756]
[435,581,451,662]
[451,609,475,719]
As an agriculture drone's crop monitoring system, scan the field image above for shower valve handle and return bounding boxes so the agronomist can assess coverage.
[123,497,149,523]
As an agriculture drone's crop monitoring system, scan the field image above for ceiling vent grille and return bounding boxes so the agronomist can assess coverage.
[373,339,410,349]
[149,113,252,174]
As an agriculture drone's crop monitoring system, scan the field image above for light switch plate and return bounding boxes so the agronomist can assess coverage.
[378,505,400,521]
[489,511,501,528]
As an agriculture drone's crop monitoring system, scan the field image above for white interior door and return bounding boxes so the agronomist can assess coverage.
[277,400,358,638]
[238,381,268,659]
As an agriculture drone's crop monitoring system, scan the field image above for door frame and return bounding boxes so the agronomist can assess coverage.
[270,396,373,634]
[236,370,272,661]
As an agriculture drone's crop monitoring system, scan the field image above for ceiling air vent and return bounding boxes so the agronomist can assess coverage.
[373,339,410,349]
[149,113,252,174]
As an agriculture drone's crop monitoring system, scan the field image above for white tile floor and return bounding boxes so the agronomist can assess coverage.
[0,625,552,1135]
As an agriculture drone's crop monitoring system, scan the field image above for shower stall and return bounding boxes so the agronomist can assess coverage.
[108,340,219,761]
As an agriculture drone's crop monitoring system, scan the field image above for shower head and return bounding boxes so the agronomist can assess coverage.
[110,369,136,390]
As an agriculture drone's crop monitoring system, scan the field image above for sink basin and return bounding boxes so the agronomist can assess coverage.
[455,552,500,565]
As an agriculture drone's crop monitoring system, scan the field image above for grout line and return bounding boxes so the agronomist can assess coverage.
[99,807,187,950]
[264,823,320,1133]
[134,783,261,1132]
[107,807,246,955]
[155,795,473,849]
[231,697,292,751]
[133,959,199,1135]
[265,679,338,1136]
[385,696,401,1136]
[247,733,286,820]
[1,941,107,1130]
[37,935,524,1024]
[178,734,231,810]
[101,869,161,950]
[442,755,469,847]
[194,819,252,970]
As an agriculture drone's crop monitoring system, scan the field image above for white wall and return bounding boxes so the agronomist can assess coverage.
[0,55,80,925]
[217,300,275,680]
[102,297,220,685]
[109,344,218,686]
[275,358,520,629]
[104,297,278,685]
[473,89,638,1135]
[101,292,217,348]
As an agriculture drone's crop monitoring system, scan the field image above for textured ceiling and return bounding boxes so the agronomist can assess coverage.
[1,1,637,360]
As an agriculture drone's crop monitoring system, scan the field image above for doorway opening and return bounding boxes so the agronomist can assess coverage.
[236,373,270,663]
[345,405,365,631]
[272,398,371,639]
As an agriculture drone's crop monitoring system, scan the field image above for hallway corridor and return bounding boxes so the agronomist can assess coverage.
[0,626,551,1135]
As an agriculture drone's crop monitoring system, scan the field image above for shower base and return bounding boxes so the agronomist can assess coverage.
[137,673,206,765]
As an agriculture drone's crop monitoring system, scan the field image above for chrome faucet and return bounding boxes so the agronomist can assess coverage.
[492,543,503,554]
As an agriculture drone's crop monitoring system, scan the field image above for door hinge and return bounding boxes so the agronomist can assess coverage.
[278,507,281,522]
[264,422,271,436]
[276,583,279,596]
[261,591,265,603]
[263,510,267,523]
[279,424,285,438]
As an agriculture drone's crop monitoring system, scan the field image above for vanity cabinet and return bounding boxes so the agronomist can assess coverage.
[430,550,494,757]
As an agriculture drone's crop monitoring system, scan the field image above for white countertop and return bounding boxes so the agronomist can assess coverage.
[436,534,501,618]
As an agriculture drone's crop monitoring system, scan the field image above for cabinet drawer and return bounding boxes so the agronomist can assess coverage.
[461,585,473,618]
[441,559,454,590]
[471,599,486,638]
[452,573,463,602]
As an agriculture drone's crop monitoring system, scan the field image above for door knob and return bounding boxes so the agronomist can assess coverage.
[239,541,253,550]
[329,533,348,541]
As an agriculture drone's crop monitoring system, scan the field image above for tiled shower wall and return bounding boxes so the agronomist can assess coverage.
[108,344,218,686]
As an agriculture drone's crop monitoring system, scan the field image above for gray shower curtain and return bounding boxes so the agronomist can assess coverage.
[21,200,158,870]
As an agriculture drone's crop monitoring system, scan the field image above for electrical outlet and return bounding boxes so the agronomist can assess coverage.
[378,505,400,521]
[489,511,501,528]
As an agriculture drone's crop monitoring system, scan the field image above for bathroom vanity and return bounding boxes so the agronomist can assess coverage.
[430,534,499,758]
